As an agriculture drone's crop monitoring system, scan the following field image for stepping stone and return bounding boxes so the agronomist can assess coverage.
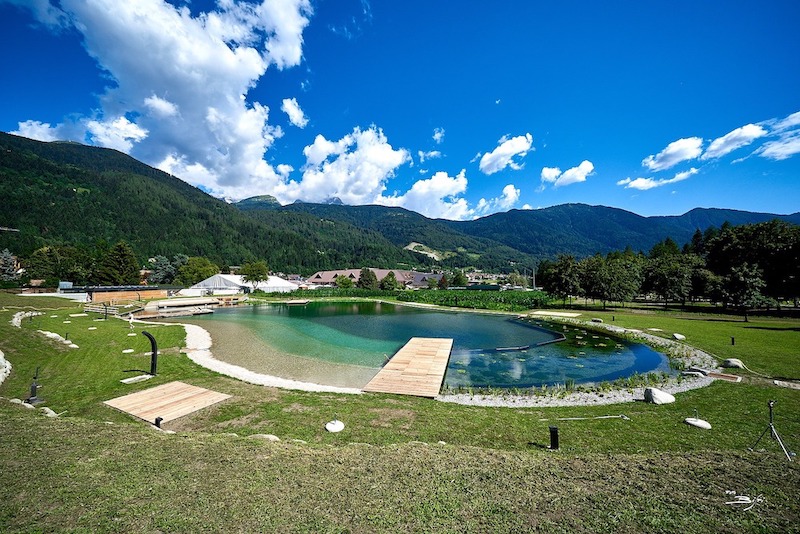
[122,349,134,354]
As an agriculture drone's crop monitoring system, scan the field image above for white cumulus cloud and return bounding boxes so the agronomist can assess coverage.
[478,133,533,175]
[143,95,179,118]
[281,97,308,128]
[702,124,767,160]
[278,125,410,205]
[11,120,62,141]
[642,137,703,171]
[617,167,698,191]
[432,127,445,144]
[417,150,441,163]
[475,184,520,215]
[540,166,561,183]
[380,170,472,220]
[10,0,312,200]
[86,116,149,152]
[539,161,594,188]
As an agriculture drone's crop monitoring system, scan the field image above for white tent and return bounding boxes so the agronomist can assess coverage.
[181,274,298,296]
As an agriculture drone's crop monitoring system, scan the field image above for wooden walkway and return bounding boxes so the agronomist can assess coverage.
[363,337,453,398]
[104,381,231,425]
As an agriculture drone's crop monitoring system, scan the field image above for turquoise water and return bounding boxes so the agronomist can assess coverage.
[186,301,671,388]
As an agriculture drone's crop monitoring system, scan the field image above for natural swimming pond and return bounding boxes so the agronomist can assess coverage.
[175,301,671,390]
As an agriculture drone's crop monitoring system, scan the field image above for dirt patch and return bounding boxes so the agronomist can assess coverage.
[368,408,415,429]
[282,403,315,413]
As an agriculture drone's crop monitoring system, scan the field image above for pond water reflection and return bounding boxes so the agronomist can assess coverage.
[174,301,671,389]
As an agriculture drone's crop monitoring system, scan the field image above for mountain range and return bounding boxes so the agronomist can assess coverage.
[2,131,798,274]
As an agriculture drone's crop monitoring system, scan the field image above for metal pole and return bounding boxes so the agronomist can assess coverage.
[142,331,158,375]
[549,426,559,450]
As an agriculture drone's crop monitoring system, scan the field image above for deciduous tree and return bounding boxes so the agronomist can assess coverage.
[240,261,270,289]
[174,256,219,287]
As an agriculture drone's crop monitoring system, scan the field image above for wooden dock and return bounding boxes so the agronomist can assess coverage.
[363,337,453,398]
[104,381,231,425]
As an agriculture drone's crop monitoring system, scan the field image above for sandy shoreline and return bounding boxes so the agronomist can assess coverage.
[148,308,718,407]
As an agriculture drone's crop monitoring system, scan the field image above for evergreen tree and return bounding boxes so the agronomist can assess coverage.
[379,271,400,290]
[147,255,176,284]
[452,270,469,287]
[437,274,449,290]
[0,249,17,281]
[94,241,140,286]
[357,267,379,290]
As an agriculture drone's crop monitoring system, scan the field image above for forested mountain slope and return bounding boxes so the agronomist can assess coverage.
[2,132,796,273]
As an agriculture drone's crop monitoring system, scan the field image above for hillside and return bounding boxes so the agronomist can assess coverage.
[2,132,797,273]
[446,204,800,256]
[0,132,418,273]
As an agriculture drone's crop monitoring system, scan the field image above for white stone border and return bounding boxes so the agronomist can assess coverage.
[163,321,363,395]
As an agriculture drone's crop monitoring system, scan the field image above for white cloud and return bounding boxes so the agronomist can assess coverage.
[478,133,533,175]
[143,95,179,118]
[11,0,312,199]
[11,120,62,141]
[540,166,562,183]
[702,124,767,160]
[539,161,594,188]
[642,137,703,171]
[278,125,410,204]
[757,131,800,161]
[86,116,149,152]
[432,127,445,144]
[417,150,441,163]
[281,97,308,128]
[380,170,472,220]
[521,204,533,210]
[618,167,698,191]
[475,184,520,215]
[770,110,800,133]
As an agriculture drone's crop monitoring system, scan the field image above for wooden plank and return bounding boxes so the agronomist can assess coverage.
[104,381,231,424]
[363,337,453,398]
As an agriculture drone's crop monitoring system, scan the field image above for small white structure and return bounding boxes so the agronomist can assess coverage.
[180,274,298,296]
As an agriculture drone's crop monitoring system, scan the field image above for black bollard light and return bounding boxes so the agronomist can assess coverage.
[25,366,43,405]
[731,336,735,346]
[549,425,560,450]
[155,417,163,428]
[142,330,158,375]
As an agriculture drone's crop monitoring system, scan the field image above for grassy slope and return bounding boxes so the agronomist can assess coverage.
[1,293,799,532]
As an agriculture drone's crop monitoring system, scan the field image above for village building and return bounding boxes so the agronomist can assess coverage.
[305,268,443,289]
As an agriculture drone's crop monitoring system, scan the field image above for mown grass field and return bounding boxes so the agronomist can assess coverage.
[1,292,798,532]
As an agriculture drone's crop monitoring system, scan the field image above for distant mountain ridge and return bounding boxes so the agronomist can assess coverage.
[2,131,797,274]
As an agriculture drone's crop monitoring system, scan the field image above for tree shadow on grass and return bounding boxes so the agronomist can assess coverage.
[743,326,800,332]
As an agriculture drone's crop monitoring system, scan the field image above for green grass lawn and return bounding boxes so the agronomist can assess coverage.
[1,293,798,532]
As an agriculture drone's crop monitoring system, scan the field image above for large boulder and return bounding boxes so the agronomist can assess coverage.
[644,387,676,405]
[722,358,745,369]
[672,333,686,341]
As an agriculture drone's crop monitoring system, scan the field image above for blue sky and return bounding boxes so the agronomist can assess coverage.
[2,1,799,219]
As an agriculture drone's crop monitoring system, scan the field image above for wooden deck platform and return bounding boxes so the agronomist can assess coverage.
[104,381,231,425]
[363,337,453,398]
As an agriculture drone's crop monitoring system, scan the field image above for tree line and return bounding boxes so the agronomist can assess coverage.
[538,219,799,317]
